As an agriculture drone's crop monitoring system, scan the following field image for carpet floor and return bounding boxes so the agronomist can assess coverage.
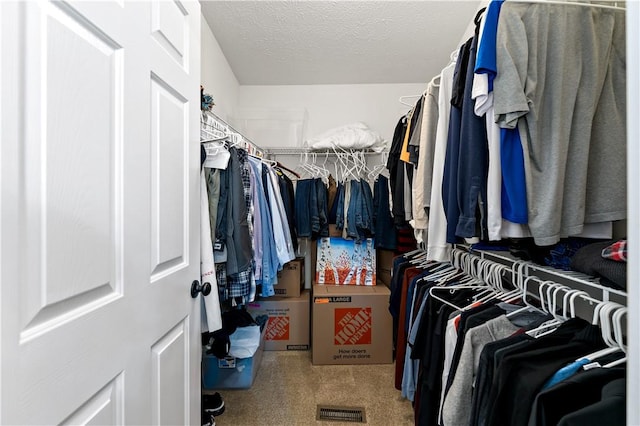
[210,350,414,425]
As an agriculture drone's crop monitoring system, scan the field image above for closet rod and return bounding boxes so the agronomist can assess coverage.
[201,110,264,157]
[265,147,387,156]
[508,0,625,11]
[456,245,627,301]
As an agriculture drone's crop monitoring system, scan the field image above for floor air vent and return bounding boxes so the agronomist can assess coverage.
[316,405,366,423]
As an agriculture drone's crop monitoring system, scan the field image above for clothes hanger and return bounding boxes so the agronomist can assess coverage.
[421,264,459,284]
[429,277,488,311]
[270,161,300,179]
[547,284,571,322]
[367,151,389,181]
[352,151,371,180]
[576,302,625,364]
[489,263,521,303]
[399,94,423,108]
[298,152,319,178]
[227,132,242,148]
[202,141,224,158]
[525,281,565,337]
[599,302,624,349]
[200,127,227,143]
[202,111,229,134]
[576,302,621,361]
[533,283,571,336]
[603,307,627,368]
[506,275,546,319]
[435,256,499,311]
[471,261,515,307]
[318,152,330,182]
[409,249,428,265]
[469,261,502,305]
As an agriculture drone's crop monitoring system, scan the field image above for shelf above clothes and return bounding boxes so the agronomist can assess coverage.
[264,147,388,156]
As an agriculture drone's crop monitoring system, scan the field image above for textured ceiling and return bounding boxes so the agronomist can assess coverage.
[201,1,483,85]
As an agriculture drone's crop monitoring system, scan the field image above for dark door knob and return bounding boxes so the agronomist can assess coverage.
[191,280,212,298]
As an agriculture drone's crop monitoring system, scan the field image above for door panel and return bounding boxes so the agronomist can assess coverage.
[151,0,189,69]
[150,74,188,280]
[151,320,189,426]
[21,0,124,342]
[0,1,201,424]
[61,374,125,426]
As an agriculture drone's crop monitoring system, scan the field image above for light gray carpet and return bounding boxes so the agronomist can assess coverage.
[212,351,414,425]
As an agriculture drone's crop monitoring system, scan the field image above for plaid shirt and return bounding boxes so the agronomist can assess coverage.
[216,263,252,301]
[227,266,252,299]
[602,239,627,262]
[236,149,254,242]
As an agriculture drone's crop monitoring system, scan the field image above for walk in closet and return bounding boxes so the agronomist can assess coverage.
[0,1,638,425]
[198,1,637,425]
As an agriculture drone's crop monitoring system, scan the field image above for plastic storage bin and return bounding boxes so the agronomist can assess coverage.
[202,327,266,390]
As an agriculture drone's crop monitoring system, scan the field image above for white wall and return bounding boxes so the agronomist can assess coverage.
[236,83,429,147]
[200,15,240,123]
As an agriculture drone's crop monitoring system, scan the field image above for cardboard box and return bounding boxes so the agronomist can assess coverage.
[312,284,392,365]
[274,258,305,297]
[376,249,395,287]
[328,224,343,237]
[246,291,311,351]
[315,237,376,285]
[202,327,266,390]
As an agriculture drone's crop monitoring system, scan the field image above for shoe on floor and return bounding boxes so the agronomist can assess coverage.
[201,412,216,426]
[202,392,225,417]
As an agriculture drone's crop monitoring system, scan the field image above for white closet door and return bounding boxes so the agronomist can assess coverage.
[0,1,201,424]
[627,3,640,425]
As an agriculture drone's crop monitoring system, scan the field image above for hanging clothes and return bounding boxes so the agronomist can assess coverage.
[200,169,222,333]
[493,2,626,245]
[426,59,456,262]
[412,79,440,244]
[373,175,397,250]
[388,116,409,227]
[442,37,473,244]
[390,255,625,426]
[275,168,298,252]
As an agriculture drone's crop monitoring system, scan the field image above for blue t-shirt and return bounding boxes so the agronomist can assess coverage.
[475,0,528,224]
[501,128,528,224]
[475,0,505,91]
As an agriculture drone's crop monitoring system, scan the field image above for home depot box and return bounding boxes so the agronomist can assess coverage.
[274,258,305,297]
[202,327,266,390]
[246,291,310,351]
[312,284,392,365]
[376,249,395,287]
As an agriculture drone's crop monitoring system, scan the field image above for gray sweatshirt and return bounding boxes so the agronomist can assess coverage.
[442,315,520,426]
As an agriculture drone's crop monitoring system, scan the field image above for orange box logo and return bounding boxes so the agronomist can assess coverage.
[334,307,372,345]
[265,316,290,341]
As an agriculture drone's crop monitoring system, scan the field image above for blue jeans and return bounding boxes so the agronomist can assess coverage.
[335,183,345,230]
[346,180,360,240]
[315,178,329,238]
[373,175,397,250]
[294,179,318,238]
[361,179,374,237]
